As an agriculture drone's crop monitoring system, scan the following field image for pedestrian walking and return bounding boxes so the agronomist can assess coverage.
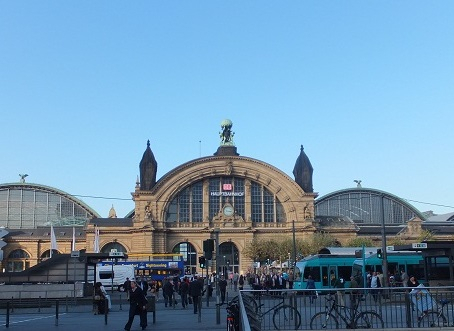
[219,275,228,304]
[124,280,148,331]
[179,276,189,309]
[188,275,203,314]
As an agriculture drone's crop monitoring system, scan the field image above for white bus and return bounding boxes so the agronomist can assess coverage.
[95,264,135,291]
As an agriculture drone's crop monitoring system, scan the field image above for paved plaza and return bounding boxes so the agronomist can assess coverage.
[0,292,228,331]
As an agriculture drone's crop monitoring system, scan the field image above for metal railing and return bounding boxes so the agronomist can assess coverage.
[237,286,454,330]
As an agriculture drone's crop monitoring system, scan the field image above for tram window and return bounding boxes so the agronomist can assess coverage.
[388,263,398,275]
[338,266,352,280]
[303,266,320,282]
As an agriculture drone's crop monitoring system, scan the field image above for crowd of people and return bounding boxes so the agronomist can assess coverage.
[96,266,423,330]
[117,269,275,329]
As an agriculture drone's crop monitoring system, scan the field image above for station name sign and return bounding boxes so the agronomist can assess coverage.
[210,192,244,196]
[411,243,428,249]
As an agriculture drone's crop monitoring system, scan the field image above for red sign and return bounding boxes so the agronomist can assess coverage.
[223,184,232,191]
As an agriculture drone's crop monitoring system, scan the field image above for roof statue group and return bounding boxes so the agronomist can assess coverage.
[219,119,235,146]
[139,119,314,194]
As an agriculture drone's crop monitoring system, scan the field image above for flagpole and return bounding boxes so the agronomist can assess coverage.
[72,227,76,251]
[50,224,58,258]
[94,226,100,253]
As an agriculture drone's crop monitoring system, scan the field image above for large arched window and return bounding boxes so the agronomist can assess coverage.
[166,182,203,223]
[208,178,245,219]
[6,249,30,272]
[172,242,197,275]
[165,177,286,223]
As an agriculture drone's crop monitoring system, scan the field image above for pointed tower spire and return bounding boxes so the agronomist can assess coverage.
[108,204,117,218]
[139,140,158,190]
[293,145,314,193]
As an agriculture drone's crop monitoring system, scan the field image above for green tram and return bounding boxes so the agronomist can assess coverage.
[293,248,450,290]
[292,247,383,290]
[352,252,450,287]
[293,254,358,290]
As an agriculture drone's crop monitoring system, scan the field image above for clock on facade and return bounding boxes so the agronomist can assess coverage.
[223,205,234,216]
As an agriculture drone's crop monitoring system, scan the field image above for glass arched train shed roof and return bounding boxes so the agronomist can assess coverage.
[0,183,100,229]
[314,187,426,225]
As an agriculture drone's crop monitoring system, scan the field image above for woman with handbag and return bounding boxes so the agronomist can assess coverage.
[124,280,148,331]
[94,282,107,314]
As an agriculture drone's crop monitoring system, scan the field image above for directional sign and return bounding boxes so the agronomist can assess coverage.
[71,251,80,258]
[412,243,428,249]
[109,249,124,257]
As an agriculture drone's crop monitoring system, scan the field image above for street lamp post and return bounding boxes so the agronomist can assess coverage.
[214,228,220,324]
[380,194,389,287]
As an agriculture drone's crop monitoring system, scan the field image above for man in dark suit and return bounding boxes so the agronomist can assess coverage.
[218,275,228,304]
[188,276,204,314]
[124,280,148,331]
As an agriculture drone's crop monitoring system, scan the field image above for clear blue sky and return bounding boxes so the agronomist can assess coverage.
[1,1,453,218]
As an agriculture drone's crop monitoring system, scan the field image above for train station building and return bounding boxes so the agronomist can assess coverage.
[0,120,449,275]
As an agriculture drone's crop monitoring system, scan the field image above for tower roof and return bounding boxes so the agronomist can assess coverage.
[139,140,158,191]
[293,145,314,193]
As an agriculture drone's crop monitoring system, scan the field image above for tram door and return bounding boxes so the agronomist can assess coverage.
[321,266,337,287]
[328,266,337,287]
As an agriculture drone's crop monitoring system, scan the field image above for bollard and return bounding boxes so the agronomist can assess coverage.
[6,301,10,328]
[55,299,59,326]
[119,293,122,311]
[38,295,41,313]
[405,291,412,328]
[198,296,202,323]
[104,299,108,325]
[151,296,156,324]
[10,296,14,313]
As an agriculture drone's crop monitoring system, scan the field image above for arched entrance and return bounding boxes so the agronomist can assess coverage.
[6,249,30,272]
[101,242,127,254]
[173,242,197,275]
[40,249,59,261]
[219,242,239,277]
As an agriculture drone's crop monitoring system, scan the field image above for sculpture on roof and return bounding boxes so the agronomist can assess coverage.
[293,145,314,193]
[219,119,235,146]
[354,180,362,188]
[139,140,158,191]
[19,174,28,183]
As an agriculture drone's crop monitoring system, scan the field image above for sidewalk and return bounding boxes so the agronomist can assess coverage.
[1,292,228,331]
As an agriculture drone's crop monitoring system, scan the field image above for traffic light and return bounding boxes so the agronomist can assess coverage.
[198,256,206,268]
[377,248,383,259]
[203,239,214,259]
